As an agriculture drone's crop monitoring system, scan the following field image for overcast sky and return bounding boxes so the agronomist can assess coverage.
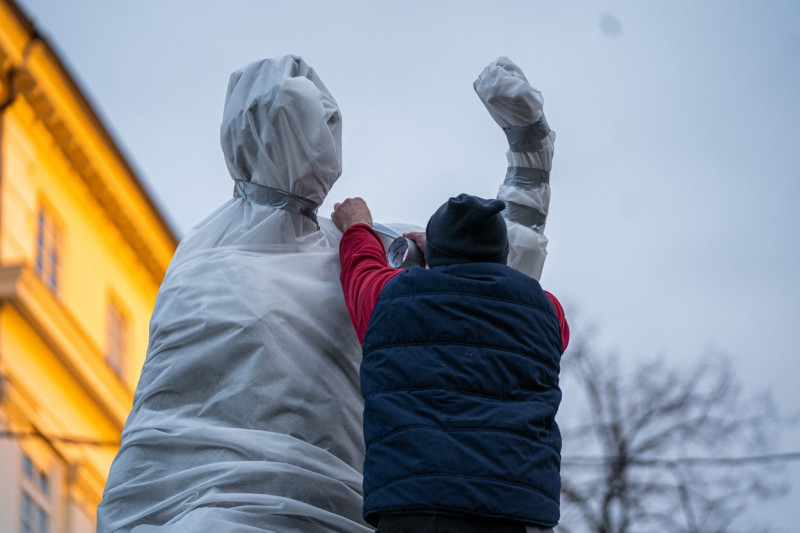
[16,1,800,530]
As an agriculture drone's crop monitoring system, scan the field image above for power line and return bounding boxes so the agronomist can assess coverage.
[0,431,119,447]
[4,429,799,462]
[562,452,800,468]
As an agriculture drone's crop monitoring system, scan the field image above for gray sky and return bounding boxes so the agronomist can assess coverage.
[16,1,799,529]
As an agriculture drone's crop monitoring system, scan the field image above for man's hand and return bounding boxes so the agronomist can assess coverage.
[332,197,373,232]
[403,232,426,255]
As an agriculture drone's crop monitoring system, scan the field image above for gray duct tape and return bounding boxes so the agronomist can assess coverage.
[503,116,551,153]
[372,223,425,269]
[234,180,319,229]
[504,167,550,189]
[503,200,547,229]
[387,237,424,269]
[371,223,401,239]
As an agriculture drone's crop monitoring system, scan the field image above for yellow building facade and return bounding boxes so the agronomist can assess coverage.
[0,1,178,530]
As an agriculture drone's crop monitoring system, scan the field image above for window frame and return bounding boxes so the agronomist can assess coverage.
[34,203,62,295]
[105,295,130,381]
[20,453,51,533]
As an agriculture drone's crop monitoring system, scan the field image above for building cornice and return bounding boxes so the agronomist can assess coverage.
[0,0,178,287]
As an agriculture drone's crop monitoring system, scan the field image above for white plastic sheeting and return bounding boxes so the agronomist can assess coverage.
[98,56,374,533]
[474,56,555,281]
[97,55,556,532]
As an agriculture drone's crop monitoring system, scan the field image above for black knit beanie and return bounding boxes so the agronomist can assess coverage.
[425,194,509,267]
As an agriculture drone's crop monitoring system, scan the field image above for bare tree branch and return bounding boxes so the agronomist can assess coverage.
[558,327,788,533]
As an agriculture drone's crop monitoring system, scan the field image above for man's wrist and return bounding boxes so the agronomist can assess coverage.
[342,219,372,232]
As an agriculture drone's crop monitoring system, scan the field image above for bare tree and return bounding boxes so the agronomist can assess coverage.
[557,332,785,533]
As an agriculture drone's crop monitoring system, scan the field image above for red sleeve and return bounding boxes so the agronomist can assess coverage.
[545,291,570,354]
[339,224,402,345]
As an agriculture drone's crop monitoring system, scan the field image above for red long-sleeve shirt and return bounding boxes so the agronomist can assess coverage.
[339,223,569,352]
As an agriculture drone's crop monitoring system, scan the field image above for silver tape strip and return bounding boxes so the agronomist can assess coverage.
[234,180,319,229]
[503,116,551,153]
[504,167,550,189]
[503,200,547,229]
[387,236,424,269]
[371,223,401,239]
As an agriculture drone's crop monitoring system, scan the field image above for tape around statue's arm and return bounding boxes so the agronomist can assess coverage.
[503,116,551,153]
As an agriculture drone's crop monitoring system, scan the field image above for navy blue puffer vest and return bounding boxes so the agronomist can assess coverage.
[361,262,563,527]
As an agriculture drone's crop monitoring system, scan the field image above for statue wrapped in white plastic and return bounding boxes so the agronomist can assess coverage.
[97,55,557,532]
[98,56,375,533]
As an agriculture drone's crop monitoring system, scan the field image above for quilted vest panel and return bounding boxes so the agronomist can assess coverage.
[361,262,563,527]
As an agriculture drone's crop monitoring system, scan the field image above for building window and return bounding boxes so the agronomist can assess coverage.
[106,299,128,379]
[20,454,50,533]
[35,207,60,293]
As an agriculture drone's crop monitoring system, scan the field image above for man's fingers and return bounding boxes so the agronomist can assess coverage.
[403,232,426,253]
[331,197,372,232]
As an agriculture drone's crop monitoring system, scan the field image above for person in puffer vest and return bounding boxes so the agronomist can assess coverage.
[332,193,569,533]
